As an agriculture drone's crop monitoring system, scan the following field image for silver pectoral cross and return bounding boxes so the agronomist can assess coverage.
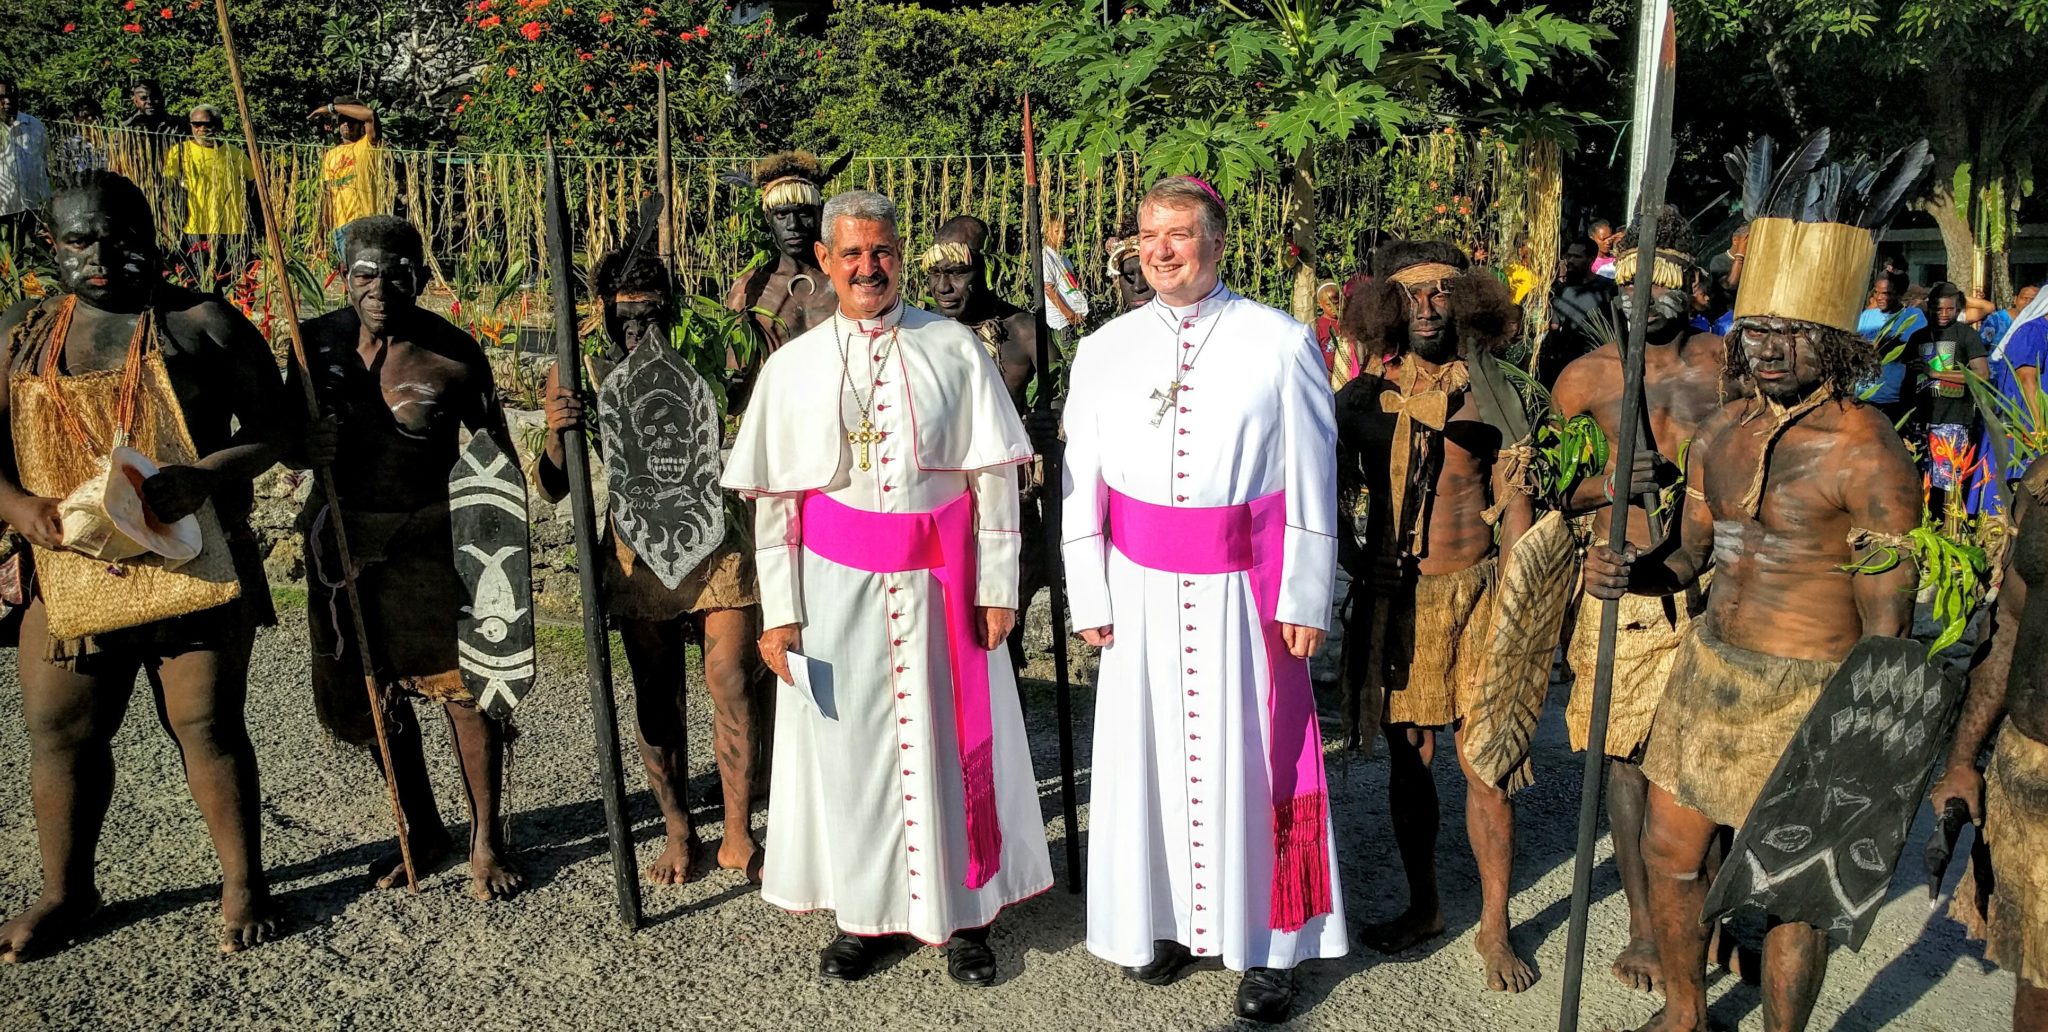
[1149,382,1182,427]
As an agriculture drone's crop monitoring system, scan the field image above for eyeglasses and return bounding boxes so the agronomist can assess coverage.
[190,120,215,128]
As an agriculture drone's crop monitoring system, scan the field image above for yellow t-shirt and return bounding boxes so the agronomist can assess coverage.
[322,135,385,229]
[1506,262,1539,305]
[163,141,252,236]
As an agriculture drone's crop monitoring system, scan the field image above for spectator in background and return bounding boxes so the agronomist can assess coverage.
[1541,234,1614,386]
[1038,214,1090,336]
[1588,218,1617,279]
[1856,269,1929,426]
[122,82,180,135]
[1973,283,2048,516]
[0,77,51,255]
[56,97,106,185]
[312,97,386,258]
[1503,240,1539,304]
[1915,282,1991,515]
[162,103,256,287]
[1984,283,2042,346]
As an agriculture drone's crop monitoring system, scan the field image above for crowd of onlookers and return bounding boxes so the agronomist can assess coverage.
[0,76,385,288]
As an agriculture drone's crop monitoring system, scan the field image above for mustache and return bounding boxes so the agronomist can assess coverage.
[849,272,889,288]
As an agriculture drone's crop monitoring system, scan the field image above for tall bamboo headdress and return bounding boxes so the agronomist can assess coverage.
[1723,130,1933,333]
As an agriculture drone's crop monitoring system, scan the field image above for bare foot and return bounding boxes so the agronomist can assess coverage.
[1360,907,1445,954]
[1708,921,1760,985]
[1475,928,1535,993]
[469,847,525,901]
[1611,936,1662,993]
[0,891,101,963]
[219,883,279,954]
[718,834,763,884]
[371,831,455,890]
[1624,1007,1728,1032]
[646,832,701,886]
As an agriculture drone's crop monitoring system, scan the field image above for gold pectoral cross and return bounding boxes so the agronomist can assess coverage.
[848,418,879,471]
[1149,382,1182,427]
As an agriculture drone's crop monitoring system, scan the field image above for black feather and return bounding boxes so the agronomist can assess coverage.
[717,170,755,189]
[1742,136,1774,219]
[1811,165,1843,224]
[1762,129,1832,218]
[822,150,856,185]
[1858,139,1933,228]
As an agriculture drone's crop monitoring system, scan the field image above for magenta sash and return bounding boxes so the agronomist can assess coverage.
[1106,488,1332,932]
[799,490,1002,889]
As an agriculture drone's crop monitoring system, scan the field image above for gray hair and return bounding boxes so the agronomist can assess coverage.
[1140,176,1227,241]
[189,103,223,123]
[820,190,899,249]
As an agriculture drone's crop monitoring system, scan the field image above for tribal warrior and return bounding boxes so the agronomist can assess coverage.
[724,151,838,413]
[293,216,525,901]
[0,173,295,958]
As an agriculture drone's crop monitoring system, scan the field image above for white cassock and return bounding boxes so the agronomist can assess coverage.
[722,301,1054,944]
[1062,284,1347,971]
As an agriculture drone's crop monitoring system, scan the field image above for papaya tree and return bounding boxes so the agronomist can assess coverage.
[1038,0,1609,319]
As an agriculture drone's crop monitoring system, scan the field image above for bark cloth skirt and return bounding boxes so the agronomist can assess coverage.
[1565,576,1706,760]
[1380,555,1535,792]
[1640,618,1841,828]
[1954,723,2048,988]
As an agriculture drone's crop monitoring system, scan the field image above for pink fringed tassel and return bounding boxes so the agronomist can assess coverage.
[1270,790,1331,933]
[961,739,1003,889]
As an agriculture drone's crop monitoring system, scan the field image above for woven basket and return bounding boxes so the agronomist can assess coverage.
[12,353,240,640]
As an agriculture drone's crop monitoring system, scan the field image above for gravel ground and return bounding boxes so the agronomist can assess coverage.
[0,598,2014,1031]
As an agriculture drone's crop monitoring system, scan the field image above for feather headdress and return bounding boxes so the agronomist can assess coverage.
[1723,131,1934,332]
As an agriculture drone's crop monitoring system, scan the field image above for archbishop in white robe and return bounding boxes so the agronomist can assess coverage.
[722,301,1054,944]
[1062,284,1348,971]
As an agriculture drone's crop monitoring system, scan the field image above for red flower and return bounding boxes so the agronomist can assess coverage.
[532,81,544,92]
[62,21,75,31]
[455,104,466,114]
[451,300,463,317]
[641,5,653,13]
[122,22,142,32]
[1257,121,1269,129]
[479,14,500,27]
[694,24,708,37]
[577,50,592,60]
[1433,204,1447,214]
[476,0,490,8]
[159,7,173,17]
[583,84,593,91]
[506,65,519,77]
[636,16,648,25]
[519,19,543,39]
[597,10,612,21]
[123,0,136,10]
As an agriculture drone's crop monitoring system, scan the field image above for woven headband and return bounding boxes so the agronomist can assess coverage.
[1614,247,1696,290]
[919,241,976,272]
[1387,262,1461,287]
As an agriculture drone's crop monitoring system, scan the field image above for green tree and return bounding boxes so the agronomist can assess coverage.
[1039,0,1609,317]
[1679,0,2048,297]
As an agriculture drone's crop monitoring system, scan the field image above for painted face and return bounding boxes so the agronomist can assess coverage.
[1117,255,1154,310]
[1618,280,1692,340]
[927,260,978,320]
[816,217,901,320]
[1137,200,1223,304]
[132,86,157,115]
[769,203,821,262]
[1400,277,1454,362]
[607,298,667,355]
[1933,295,1961,329]
[346,244,423,336]
[1737,317,1827,403]
[51,190,157,309]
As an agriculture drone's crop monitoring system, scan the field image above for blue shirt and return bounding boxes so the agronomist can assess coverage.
[1858,306,1927,342]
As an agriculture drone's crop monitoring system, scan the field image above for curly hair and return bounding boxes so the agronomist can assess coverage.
[1723,317,1873,401]
[1340,240,1513,364]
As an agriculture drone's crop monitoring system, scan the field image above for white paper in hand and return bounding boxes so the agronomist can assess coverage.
[784,650,836,720]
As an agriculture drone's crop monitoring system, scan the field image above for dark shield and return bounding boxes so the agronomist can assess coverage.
[1702,636,1966,948]
[449,432,537,719]
[595,340,724,591]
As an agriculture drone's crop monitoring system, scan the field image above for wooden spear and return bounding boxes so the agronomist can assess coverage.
[210,0,417,891]
[1021,95,1084,892]
[1556,12,1678,1031]
[543,140,643,929]
[656,66,672,264]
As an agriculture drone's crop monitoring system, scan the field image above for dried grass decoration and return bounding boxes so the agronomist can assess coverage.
[1732,218,1876,333]
[10,297,239,640]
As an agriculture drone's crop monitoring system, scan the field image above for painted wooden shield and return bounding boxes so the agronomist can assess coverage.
[1464,509,1578,788]
[1703,636,1965,948]
[449,432,537,720]
[595,341,724,591]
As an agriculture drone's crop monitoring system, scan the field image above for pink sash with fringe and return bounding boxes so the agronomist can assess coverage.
[1106,488,1332,932]
[799,490,1002,889]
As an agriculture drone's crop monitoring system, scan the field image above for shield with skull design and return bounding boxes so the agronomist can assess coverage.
[596,339,725,591]
[449,432,538,719]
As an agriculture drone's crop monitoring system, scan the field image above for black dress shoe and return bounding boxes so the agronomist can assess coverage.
[819,933,881,981]
[1235,966,1296,1023]
[1122,939,1195,986]
[946,936,998,987]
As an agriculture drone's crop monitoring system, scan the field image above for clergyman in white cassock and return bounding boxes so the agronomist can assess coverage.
[1061,176,1346,1022]
[721,190,1053,987]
